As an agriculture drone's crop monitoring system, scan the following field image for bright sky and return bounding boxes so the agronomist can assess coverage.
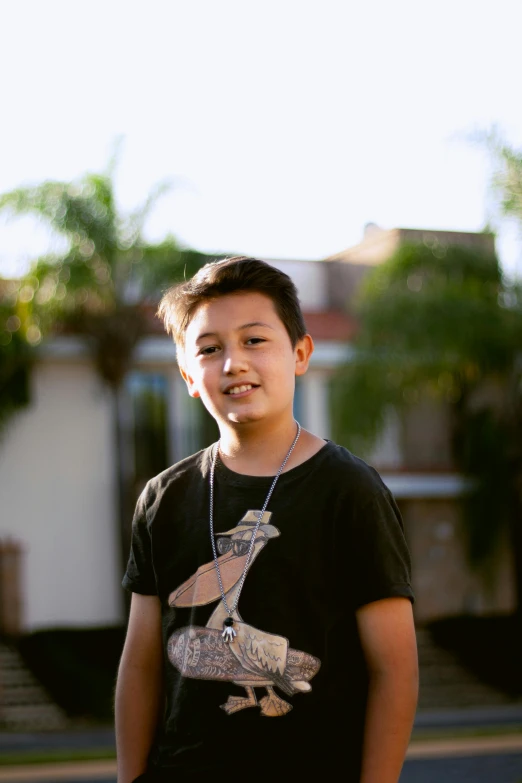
[1,0,522,277]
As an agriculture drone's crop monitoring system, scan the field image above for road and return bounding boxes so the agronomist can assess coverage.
[1,751,522,783]
[402,752,522,782]
[2,714,522,783]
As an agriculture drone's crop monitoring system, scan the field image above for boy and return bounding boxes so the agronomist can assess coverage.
[116,257,418,783]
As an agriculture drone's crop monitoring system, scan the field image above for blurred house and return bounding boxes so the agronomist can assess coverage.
[324,226,514,622]
[0,227,514,633]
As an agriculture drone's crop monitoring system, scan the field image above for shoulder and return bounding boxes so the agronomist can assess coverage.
[320,441,390,502]
[148,447,210,490]
[138,446,212,518]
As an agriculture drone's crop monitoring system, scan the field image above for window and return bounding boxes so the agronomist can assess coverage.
[125,371,170,498]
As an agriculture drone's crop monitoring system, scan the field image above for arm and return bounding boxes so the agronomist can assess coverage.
[356,596,418,783]
[115,593,164,783]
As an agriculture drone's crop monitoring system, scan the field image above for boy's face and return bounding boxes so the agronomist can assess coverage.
[180,291,312,430]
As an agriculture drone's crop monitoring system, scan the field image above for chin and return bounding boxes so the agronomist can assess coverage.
[226,410,265,425]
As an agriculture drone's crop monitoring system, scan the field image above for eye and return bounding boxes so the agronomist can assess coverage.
[198,345,219,356]
[246,337,265,345]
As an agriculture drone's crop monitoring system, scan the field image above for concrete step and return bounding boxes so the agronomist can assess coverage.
[416,628,511,710]
[0,668,39,686]
[0,641,68,730]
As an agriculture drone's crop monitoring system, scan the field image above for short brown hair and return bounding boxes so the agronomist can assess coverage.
[157,256,307,350]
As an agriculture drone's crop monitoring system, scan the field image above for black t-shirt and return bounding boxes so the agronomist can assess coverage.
[123,441,414,781]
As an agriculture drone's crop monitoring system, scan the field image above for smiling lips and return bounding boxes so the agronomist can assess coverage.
[224,384,258,396]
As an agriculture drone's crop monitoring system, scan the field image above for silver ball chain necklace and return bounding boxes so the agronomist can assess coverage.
[209,421,301,643]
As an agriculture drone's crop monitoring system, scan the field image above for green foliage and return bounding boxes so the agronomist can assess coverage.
[330,353,403,455]
[334,245,522,440]
[0,172,200,321]
[359,243,514,373]
[332,239,522,568]
[456,409,514,564]
[332,242,521,447]
[0,279,38,429]
[139,238,213,296]
[0,164,210,427]
[0,326,32,430]
[482,130,522,227]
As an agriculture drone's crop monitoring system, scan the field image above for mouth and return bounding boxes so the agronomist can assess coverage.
[223,383,259,397]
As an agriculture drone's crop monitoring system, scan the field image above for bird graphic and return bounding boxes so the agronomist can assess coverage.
[167,510,321,717]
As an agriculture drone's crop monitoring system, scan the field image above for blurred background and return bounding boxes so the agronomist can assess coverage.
[1,1,522,781]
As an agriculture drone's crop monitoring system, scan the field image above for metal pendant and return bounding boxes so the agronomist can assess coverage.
[222,617,237,643]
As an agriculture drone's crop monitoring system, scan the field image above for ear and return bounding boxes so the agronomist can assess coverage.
[179,363,201,398]
[294,334,314,377]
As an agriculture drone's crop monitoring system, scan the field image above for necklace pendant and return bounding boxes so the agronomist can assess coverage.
[222,617,237,643]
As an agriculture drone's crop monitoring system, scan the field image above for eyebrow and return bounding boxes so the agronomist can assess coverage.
[195,321,275,342]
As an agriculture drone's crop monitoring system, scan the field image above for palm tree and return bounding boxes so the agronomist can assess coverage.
[486,131,522,238]
[0,159,209,571]
[331,229,522,613]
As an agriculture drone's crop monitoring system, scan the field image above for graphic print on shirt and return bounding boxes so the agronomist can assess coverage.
[167,510,321,717]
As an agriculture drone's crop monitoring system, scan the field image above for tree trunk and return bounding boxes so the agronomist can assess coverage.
[112,385,135,615]
[510,497,522,621]
[507,502,522,677]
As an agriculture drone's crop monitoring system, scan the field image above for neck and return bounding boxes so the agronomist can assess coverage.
[218,418,300,476]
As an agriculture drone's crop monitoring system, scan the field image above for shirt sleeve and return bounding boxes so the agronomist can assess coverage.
[347,487,414,610]
[121,483,158,595]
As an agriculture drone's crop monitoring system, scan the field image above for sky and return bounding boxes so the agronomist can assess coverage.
[1,0,522,277]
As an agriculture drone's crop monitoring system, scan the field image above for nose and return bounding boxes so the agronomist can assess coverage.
[223,345,249,375]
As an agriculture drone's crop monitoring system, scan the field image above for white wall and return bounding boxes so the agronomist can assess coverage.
[268,259,328,311]
[301,370,331,439]
[0,360,123,631]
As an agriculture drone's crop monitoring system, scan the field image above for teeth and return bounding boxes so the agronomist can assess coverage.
[227,385,253,394]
